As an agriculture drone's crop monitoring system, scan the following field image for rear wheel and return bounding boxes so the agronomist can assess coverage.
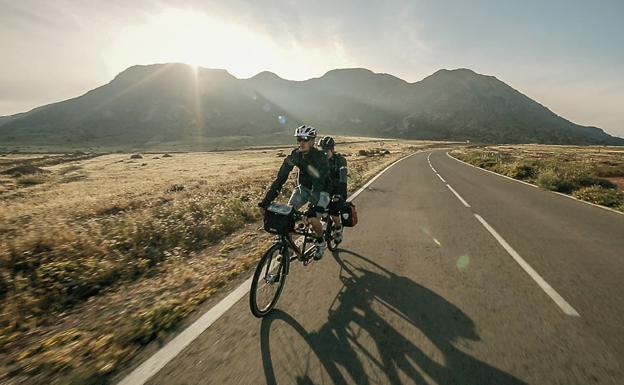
[250,243,288,317]
[326,220,339,251]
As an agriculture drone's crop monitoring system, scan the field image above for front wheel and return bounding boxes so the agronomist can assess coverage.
[250,243,289,318]
[327,230,339,251]
[326,220,340,251]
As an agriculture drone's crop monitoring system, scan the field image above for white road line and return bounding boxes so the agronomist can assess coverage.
[446,151,539,188]
[347,152,418,202]
[447,151,624,216]
[446,184,471,207]
[117,150,421,385]
[430,153,467,204]
[117,278,253,385]
[427,152,445,182]
[474,214,580,317]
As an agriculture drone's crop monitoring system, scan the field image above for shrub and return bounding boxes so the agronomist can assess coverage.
[167,184,185,192]
[2,165,48,176]
[16,173,49,186]
[59,165,82,175]
[594,164,624,177]
[508,161,539,180]
[536,169,576,193]
[572,186,624,208]
[576,175,616,189]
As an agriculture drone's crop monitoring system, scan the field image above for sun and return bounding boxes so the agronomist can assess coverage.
[107,9,280,78]
[105,8,354,80]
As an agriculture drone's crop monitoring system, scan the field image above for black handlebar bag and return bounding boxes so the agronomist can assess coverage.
[263,204,295,235]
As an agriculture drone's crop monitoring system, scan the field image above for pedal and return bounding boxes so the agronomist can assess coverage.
[301,250,313,265]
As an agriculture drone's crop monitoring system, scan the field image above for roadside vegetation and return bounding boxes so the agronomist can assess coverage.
[0,138,446,385]
[449,145,624,212]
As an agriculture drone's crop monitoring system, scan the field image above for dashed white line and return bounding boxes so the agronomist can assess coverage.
[474,214,580,317]
[428,153,447,183]
[429,152,469,207]
[446,184,471,207]
[447,151,624,216]
[432,150,580,317]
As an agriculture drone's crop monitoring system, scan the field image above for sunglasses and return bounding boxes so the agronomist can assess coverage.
[296,137,312,143]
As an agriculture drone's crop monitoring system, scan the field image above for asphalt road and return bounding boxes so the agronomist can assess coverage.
[135,150,624,385]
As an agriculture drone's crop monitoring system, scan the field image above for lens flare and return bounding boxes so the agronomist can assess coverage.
[456,255,470,269]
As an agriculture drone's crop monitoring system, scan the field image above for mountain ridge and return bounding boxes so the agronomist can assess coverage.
[1,63,621,149]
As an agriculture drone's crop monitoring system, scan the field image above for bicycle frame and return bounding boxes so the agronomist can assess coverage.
[275,211,334,271]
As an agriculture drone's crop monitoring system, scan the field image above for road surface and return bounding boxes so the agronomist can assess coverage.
[123,150,624,385]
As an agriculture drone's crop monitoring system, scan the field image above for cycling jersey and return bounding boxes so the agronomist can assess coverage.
[262,146,330,206]
[328,153,348,199]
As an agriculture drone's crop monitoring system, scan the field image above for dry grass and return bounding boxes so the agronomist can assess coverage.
[0,138,446,384]
[450,145,624,212]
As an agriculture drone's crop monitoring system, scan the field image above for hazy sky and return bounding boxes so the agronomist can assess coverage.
[1,0,623,136]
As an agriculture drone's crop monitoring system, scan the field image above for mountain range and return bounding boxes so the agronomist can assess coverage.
[1,63,621,149]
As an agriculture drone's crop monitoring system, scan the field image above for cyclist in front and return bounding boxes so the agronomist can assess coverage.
[318,136,348,243]
[258,125,330,260]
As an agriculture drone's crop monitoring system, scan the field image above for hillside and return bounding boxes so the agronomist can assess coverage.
[0,63,621,149]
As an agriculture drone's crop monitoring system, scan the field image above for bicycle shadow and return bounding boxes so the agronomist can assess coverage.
[260,248,527,385]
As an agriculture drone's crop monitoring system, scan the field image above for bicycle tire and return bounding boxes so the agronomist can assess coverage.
[250,243,289,317]
[327,237,339,251]
[325,220,339,251]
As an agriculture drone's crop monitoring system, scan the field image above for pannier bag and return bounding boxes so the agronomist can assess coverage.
[263,203,295,235]
[340,202,358,227]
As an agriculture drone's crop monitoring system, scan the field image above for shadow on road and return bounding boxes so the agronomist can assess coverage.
[260,248,526,385]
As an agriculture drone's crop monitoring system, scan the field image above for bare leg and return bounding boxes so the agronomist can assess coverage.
[308,217,324,238]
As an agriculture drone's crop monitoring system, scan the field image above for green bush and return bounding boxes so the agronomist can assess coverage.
[536,169,576,193]
[498,160,539,180]
[576,175,616,189]
[572,186,624,208]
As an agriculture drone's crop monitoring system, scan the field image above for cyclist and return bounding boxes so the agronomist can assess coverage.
[258,125,330,260]
[318,136,348,243]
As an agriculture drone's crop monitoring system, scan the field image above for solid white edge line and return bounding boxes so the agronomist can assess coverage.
[446,151,624,216]
[446,184,471,207]
[474,214,580,317]
[117,277,253,385]
[436,174,446,183]
[446,151,538,188]
[347,152,418,202]
[117,149,424,385]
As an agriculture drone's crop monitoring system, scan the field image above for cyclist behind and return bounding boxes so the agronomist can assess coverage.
[258,125,330,260]
[318,136,348,243]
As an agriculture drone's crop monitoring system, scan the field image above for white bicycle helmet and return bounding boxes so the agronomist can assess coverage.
[294,124,317,139]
